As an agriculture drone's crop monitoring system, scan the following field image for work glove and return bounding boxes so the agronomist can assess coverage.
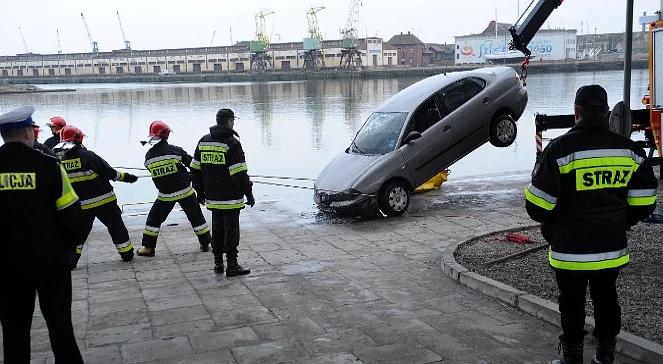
[123,173,139,183]
[246,193,255,208]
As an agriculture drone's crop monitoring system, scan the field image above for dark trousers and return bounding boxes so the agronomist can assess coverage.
[211,209,241,258]
[78,201,133,256]
[555,269,622,344]
[0,269,83,364]
[142,194,211,248]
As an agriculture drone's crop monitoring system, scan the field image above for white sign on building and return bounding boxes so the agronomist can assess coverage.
[455,29,577,64]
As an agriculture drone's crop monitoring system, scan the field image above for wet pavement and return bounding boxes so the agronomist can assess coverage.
[0,175,646,363]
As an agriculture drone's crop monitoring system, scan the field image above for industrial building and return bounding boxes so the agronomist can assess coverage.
[455,21,577,64]
[0,37,405,78]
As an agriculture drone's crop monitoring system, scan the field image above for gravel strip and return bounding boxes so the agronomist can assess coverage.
[455,222,663,345]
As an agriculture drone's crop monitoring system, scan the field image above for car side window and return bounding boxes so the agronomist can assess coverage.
[408,97,442,134]
[438,78,485,115]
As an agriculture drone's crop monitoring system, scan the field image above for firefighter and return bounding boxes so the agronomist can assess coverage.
[191,108,254,276]
[137,121,212,257]
[0,106,85,363]
[44,116,66,149]
[525,85,658,364]
[56,125,139,263]
[33,124,56,157]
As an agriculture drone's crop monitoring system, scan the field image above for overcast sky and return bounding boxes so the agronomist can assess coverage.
[1,0,660,55]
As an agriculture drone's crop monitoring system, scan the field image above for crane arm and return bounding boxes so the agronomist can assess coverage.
[117,11,131,50]
[509,0,564,56]
[80,13,99,52]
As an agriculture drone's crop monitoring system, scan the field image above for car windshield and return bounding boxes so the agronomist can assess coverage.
[351,112,408,155]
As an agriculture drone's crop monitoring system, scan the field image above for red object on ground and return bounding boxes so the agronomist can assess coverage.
[505,233,533,245]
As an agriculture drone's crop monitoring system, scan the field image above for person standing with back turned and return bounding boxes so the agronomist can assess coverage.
[191,108,254,276]
[0,106,85,363]
[137,120,212,257]
[524,85,658,364]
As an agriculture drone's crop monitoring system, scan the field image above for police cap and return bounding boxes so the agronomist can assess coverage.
[575,85,608,108]
[0,106,37,132]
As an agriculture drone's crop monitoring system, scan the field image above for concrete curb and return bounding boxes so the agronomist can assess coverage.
[441,227,663,364]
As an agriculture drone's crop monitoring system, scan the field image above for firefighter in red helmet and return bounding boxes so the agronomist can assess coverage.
[32,123,56,157]
[55,125,139,264]
[137,121,212,257]
[44,116,66,149]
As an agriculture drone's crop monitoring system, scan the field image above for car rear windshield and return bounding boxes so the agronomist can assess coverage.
[351,112,408,155]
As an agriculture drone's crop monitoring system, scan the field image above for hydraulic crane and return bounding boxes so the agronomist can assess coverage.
[116,11,131,50]
[56,29,62,54]
[18,26,29,54]
[340,0,362,69]
[210,30,216,47]
[250,9,274,71]
[80,12,99,53]
[303,6,325,70]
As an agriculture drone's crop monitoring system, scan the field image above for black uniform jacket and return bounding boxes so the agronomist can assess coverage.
[60,145,131,210]
[0,142,85,271]
[44,134,60,149]
[191,125,252,210]
[144,140,195,201]
[525,117,658,271]
[34,140,56,157]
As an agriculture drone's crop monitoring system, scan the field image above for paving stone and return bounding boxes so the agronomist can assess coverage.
[283,352,364,364]
[149,305,210,326]
[151,318,216,338]
[211,306,279,329]
[86,323,152,347]
[89,296,147,316]
[154,350,237,364]
[145,294,203,312]
[121,336,192,363]
[252,318,324,341]
[231,339,309,364]
[353,340,443,364]
[88,308,149,330]
[189,327,261,353]
[202,293,263,312]
[297,328,378,355]
[82,345,122,364]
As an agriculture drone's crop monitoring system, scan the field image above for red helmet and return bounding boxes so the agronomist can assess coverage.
[60,125,85,144]
[148,121,171,139]
[47,116,67,129]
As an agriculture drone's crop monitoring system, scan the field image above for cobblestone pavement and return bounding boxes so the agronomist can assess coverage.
[0,175,644,363]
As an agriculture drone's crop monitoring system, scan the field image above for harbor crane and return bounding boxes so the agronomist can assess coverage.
[210,30,216,47]
[18,26,29,54]
[303,6,325,70]
[56,29,62,54]
[116,11,131,50]
[340,0,362,69]
[80,13,99,53]
[250,9,274,71]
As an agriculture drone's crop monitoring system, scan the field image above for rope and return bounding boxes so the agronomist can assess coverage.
[113,166,316,182]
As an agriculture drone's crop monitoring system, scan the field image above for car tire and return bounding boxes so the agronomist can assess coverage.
[489,114,517,147]
[378,180,410,217]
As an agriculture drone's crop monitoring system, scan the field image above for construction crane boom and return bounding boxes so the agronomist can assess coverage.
[18,26,29,54]
[80,12,99,53]
[56,29,62,54]
[255,9,275,48]
[116,11,131,50]
[307,6,325,42]
[210,30,216,47]
[340,0,362,42]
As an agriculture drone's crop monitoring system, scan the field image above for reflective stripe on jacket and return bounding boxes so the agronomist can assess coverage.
[144,140,195,201]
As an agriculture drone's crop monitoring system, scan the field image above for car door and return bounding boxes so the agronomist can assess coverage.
[440,77,491,144]
[398,94,458,186]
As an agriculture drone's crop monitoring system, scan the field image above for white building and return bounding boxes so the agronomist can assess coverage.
[454,21,577,65]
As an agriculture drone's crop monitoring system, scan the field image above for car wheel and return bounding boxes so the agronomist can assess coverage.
[489,114,517,147]
[378,180,410,217]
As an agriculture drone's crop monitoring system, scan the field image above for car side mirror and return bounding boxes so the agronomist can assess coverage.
[403,131,422,144]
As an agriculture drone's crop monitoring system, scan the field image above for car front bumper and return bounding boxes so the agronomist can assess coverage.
[313,188,378,215]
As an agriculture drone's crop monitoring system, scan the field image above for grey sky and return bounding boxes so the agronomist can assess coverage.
[1,0,660,55]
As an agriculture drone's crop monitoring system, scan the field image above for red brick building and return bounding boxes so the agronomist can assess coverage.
[387,32,428,66]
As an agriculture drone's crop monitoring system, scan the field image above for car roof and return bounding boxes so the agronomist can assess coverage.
[376,66,511,114]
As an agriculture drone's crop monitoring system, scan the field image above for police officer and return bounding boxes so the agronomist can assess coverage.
[137,121,212,257]
[56,125,139,263]
[33,124,57,157]
[525,85,658,364]
[191,108,254,276]
[44,116,66,149]
[0,107,85,363]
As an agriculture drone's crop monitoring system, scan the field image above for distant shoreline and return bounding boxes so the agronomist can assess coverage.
[0,59,648,86]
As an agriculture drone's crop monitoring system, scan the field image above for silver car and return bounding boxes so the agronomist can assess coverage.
[314,66,528,216]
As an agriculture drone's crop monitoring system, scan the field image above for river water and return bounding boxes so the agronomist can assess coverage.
[0,69,650,213]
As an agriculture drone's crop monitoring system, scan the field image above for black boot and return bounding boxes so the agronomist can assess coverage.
[591,337,616,364]
[213,254,224,274]
[120,248,134,262]
[226,257,250,277]
[199,236,211,252]
[552,340,584,364]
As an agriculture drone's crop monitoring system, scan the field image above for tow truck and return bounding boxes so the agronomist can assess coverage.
[508,0,662,177]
